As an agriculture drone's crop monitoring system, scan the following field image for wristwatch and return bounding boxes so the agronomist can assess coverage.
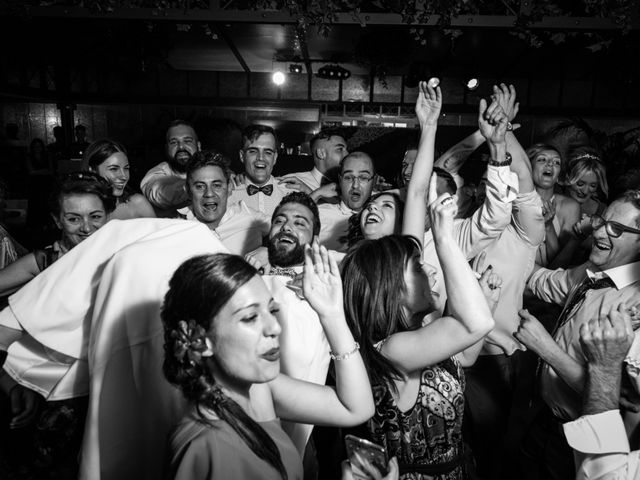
[488,152,512,167]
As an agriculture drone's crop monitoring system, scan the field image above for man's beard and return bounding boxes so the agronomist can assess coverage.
[267,234,305,267]
[168,149,192,173]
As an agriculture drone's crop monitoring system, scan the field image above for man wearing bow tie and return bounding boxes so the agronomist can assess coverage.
[227,124,295,216]
[254,192,330,480]
[516,189,640,480]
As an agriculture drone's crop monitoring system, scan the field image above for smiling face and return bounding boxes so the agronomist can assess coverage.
[339,153,375,211]
[531,149,562,190]
[53,193,108,248]
[240,133,278,186]
[166,124,200,173]
[589,200,640,270]
[96,151,130,197]
[360,193,400,240]
[208,275,282,390]
[268,202,315,267]
[187,165,230,229]
[569,170,599,204]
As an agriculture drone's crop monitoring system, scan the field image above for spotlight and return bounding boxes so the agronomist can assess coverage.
[289,64,303,74]
[317,64,351,80]
[272,71,285,86]
[465,77,479,91]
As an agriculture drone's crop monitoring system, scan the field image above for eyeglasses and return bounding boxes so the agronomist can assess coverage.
[341,174,373,184]
[591,215,640,238]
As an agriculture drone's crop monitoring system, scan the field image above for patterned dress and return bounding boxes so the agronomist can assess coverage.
[368,357,466,480]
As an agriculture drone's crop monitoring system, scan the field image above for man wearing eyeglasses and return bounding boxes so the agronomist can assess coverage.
[515,189,640,480]
[316,151,376,252]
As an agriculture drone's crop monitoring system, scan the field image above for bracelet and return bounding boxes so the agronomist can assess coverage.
[488,152,512,167]
[330,342,360,361]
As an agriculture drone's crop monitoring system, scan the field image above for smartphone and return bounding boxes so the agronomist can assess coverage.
[344,434,388,479]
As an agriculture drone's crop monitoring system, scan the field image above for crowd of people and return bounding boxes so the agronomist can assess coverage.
[0,80,638,480]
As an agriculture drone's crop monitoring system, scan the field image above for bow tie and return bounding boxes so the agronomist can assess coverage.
[267,266,298,278]
[247,184,273,196]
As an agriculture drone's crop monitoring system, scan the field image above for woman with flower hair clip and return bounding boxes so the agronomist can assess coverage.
[162,239,375,480]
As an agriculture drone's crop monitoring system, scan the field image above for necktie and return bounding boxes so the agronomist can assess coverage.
[551,276,615,336]
[247,184,274,196]
[535,275,616,398]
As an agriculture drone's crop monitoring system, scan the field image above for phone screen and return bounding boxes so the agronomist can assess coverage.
[344,434,388,479]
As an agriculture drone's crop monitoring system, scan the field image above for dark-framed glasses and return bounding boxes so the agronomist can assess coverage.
[591,215,640,238]
[341,174,373,184]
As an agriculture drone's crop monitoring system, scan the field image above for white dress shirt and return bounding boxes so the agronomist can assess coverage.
[227,175,295,216]
[287,167,327,192]
[564,410,640,480]
[318,201,356,252]
[528,261,640,420]
[140,161,189,216]
[178,201,270,255]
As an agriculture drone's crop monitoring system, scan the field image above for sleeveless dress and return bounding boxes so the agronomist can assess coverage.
[368,357,466,480]
[168,413,304,480]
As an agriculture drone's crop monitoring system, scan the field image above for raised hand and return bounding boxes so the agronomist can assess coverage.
[303,237,343,318]
[427,173,457,239]
[415,81,442,128]
[244,246,271,274]
[473,251,502,313]
[492,83,520,122]
[478,98,508,146]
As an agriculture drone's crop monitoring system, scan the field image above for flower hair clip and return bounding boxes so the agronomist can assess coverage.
[171,319,214,366]
[572,153,600,162]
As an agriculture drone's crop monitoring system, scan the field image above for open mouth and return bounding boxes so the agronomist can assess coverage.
[594,240,611,251]
[365,212,382,224]
[202,201,218,211]
[254,162,267,170]
[275,233,297,246]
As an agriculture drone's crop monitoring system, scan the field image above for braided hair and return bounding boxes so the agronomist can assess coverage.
[162,253,288,479]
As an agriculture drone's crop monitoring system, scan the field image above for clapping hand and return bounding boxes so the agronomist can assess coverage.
[415,80,442,128]
[303,237,343,318]
[478,98,508,146]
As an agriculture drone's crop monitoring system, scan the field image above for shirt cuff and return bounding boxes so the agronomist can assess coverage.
[563,410,630,454]
[486,165,518,202]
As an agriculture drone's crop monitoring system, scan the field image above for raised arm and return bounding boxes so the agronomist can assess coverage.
[380,175,494,373]
[493,83,534,193]
[139,167,190,210]
[270,239,374,427]
[402,81,441,242]
[435,130,485,178]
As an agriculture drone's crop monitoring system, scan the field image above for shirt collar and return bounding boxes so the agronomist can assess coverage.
[586,260,640,289]
[176,205,234,231]
[310,167,328,184]
[338,200,356,215]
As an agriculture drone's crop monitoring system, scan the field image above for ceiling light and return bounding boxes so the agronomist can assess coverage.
[317,64,351,80]
[465,77,479,90]
[272,71,285,86]
[289,64,303,74]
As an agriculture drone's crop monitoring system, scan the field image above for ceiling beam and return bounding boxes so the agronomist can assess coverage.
[24,6,639,31]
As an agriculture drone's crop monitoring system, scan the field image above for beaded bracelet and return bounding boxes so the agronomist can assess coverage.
[330,342,360,361]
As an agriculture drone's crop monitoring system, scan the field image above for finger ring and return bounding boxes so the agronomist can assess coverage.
[441,196,454,206]
[506,122,514,131]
